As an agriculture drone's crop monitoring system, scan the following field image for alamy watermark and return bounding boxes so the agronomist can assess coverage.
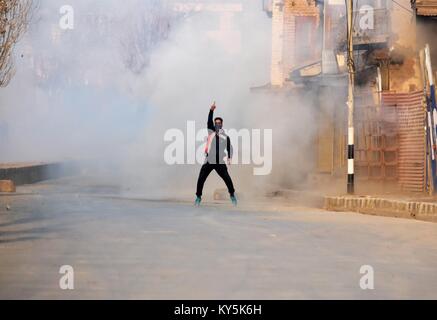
[59,265,74,290]
[59,5,74,30]
[359,265,375,290]
[164,121,273,176]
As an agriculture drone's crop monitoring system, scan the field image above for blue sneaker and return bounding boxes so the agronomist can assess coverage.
[195,196,202,206]
[230,195,237,206]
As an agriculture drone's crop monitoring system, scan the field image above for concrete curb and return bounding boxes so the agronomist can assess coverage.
[214,188,437,223]
[0,161,78,187]
[325,196,437,223]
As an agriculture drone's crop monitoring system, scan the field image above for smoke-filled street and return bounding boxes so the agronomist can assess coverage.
[1,176,437,300]
[3,0,437,306]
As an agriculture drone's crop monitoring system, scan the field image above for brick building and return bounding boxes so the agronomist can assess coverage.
[264,0,436,193]
[270,0,320,86]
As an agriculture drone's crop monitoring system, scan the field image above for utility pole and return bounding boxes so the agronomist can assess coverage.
[346,0,355,194]
[425,44,437,192]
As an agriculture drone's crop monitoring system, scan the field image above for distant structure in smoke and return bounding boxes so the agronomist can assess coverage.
[120,1,177,75]
[0,1,184,163]
[172,0,243,53]
[0,0,34,87]
[16,0,249,87]
[18,0,179,88]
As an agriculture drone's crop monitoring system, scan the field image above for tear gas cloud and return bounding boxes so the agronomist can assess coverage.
[0,0,319,198]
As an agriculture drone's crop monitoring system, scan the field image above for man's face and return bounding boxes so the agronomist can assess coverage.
[214,120,223,128]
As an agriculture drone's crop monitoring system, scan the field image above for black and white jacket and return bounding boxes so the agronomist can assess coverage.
[204,110,233,165]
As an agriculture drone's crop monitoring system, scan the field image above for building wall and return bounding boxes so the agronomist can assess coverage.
[271,0,285,86]
[282,11,296,78]
[416,16,437,76]
[389,0,422,92]
[270,0,320,86]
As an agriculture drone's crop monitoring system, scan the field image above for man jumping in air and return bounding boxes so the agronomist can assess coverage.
[195,102,237,206]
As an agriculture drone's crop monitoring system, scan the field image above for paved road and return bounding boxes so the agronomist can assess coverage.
[1,177,437,299]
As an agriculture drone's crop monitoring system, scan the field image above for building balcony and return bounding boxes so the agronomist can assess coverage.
[413,0,437,16]
[352,8,390,48]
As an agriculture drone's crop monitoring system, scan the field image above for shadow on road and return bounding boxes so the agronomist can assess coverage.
[0,224,57,244]
[0,236,43,244]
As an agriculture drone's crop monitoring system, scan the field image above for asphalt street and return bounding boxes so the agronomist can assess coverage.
[1,177,437,299]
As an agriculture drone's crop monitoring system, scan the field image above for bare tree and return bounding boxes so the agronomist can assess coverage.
[0,0,33,87]
[120,1,175,75]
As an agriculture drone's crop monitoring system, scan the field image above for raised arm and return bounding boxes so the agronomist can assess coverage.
[208,103,216,131]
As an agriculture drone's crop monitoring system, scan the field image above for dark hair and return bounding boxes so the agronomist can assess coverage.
[214,117,223,123]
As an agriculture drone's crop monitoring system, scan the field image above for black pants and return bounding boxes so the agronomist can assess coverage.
[196,163,235,197]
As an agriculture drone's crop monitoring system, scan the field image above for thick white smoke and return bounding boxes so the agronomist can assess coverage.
[0,0,318,199]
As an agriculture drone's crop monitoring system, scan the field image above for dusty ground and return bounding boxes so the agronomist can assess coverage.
[1,176,437,299]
